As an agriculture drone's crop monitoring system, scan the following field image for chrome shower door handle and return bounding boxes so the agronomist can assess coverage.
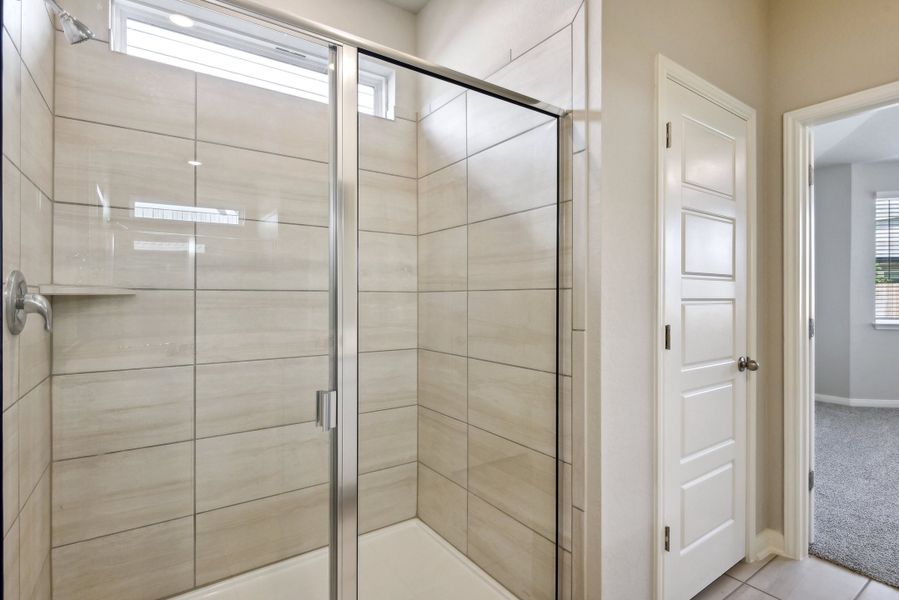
[4,271,52,334]
[316,390,337,432]
[737,356,759,372]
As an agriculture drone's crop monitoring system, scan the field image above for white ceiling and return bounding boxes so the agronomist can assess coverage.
[814,103,899,166]
[382,0,430,14]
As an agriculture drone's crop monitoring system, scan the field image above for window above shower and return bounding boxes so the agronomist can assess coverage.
[109,0,396,117]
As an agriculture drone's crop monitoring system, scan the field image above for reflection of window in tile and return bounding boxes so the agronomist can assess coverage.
[134,201,239,225]
[111,3,393,118]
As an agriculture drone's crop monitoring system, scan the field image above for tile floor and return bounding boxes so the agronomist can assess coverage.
[693,555,899,600]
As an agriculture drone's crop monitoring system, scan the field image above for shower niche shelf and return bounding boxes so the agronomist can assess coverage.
[38,285,137,296]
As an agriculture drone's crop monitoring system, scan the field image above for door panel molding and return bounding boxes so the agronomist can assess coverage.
[655,55,759,600]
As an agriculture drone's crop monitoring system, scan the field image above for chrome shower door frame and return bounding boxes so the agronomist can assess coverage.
[145,2,568,598]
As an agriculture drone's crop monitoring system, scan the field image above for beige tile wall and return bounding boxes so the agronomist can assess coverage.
[45,32,419,600]
[414,16,584,600]
[2,0,54,597]
[357,112,420,535]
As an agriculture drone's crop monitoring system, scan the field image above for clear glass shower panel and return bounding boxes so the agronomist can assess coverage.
[356,55,561,600]
[0,1,337,597]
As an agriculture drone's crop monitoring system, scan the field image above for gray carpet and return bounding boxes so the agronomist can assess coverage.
[809,402,899,588]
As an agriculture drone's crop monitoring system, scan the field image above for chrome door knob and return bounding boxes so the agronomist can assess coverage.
[4,271,52,334]
[738,356,759,372]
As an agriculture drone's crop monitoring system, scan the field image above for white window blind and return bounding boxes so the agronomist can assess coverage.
[875,193,899,326]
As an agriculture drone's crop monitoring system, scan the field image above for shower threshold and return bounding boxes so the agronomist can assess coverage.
[176,518,519,600]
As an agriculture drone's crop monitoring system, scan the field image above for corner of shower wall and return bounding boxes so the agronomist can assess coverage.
[3,0,56,597]
[412,2,588,597]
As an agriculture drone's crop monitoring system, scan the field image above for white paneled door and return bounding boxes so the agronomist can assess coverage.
[661,73,753,600]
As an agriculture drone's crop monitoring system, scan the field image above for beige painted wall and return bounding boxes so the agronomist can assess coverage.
[598,0,768,597]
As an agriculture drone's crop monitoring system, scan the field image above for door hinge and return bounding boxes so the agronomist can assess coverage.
[809,317,815,339]
[664,526,670,552]
[665,122,672,149]
[809,470,814,491]
[808,164,814,186]
[664,324,671,350]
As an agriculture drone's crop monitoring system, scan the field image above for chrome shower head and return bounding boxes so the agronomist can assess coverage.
[44,0,94,44]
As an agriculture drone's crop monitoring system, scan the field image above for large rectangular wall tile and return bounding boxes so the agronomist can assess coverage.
[200,75,329,160]
[196,290,328,363]
[196,221,328,290]
[418,464,467,553]
[468,28,570,155]
[418,161,466,234]
[52,367,194,460]
[469,205,557,290]
[418,350,466,421]
[195,423,329,512]
[2,404,18,535]
[2,156,21,279]
[54,203,195,289]
[418,407,466,487]
[467,494,555,600]
[20,0,53,107]
[359,114,416,178]
[359,349,417,413]
[56,36,195,137]
[196,142,329,227]
[20,70,52,197]
[572,154,587,330]
[359,462,416,534]
[19,176,51,285]
[17,312,49,394]
[468,122,557,223]
[3,519,19,600]
[418,93,466,176]
[359,232,417,292]
[17,379,49,507]
[468,359,555,456]
[468,427,555,540]
[2,32,21,165]
[419,226,467,291]
[52,442,193,546]
[53,291,194,374]
[358,292,417,351]
[359,170,417,235]
[467,93,551,159]
[52,517,194,600]
[419,291,467,355]
[196,485,328,585]
[469,290,555,371]
[19,471,49,600]
[358,406,417,474]
[196,356,327,438]
[55,118,196,210]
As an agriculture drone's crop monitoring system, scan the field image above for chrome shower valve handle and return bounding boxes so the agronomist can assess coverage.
[4,271,52,334]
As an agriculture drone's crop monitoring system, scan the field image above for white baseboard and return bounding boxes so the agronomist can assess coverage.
[750,528,784,562]
[815,393,899,408]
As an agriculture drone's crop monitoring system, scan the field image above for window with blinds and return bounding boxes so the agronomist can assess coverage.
[875,193,899,326]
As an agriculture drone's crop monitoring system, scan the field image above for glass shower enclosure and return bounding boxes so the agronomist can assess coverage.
[0,0,566,598]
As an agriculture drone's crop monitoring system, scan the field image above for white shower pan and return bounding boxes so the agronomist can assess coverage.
[176,519,519,600]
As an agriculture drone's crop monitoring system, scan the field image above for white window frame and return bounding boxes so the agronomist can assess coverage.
[874,192,899,329]
[110,0,395,118]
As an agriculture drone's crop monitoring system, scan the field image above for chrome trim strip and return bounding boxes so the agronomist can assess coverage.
[335,44,359,600]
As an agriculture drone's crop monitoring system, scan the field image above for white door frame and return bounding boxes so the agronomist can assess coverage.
[654,55,759,599]
[782,78,899,560]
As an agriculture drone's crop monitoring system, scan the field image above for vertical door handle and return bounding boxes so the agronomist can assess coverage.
[316,390,337,432]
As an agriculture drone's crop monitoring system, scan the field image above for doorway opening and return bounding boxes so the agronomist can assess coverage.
[783,80,899,590]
